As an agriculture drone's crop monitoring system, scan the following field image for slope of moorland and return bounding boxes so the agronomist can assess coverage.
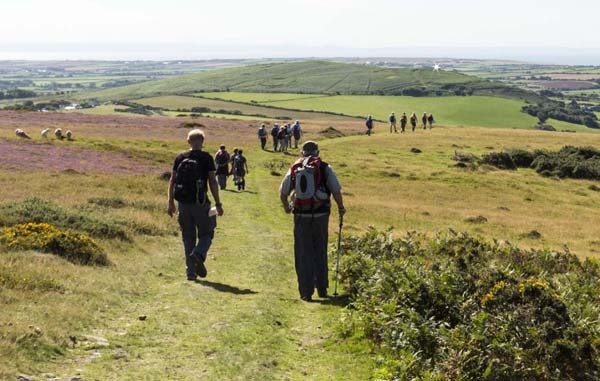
[2,111,600,379]
[78,61,539,102]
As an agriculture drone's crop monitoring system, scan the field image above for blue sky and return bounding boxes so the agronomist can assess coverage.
[0,0,599,61]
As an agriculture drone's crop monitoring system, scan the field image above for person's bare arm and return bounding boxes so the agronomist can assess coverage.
[208,171,224,216]
[280,193,291,214]
[332,191,346,216]
[245,161,249,174]
[167,173,177,217]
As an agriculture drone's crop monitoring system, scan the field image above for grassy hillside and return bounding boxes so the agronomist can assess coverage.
[3,111,600,379]
[199,92,589,131]
[79,61,528,102]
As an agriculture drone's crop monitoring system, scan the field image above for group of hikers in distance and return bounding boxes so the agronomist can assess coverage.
[262,120,303,152]
[365,112,435,135]
[168,126,344,302]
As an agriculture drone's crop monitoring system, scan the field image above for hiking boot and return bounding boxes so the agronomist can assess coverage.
[191,252,207,278]
[300,295,312,302]
[317,288,328,298]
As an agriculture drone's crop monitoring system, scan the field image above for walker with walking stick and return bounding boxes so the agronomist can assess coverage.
[333,214,344,297]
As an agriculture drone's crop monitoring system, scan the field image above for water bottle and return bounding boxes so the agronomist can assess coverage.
[209,207,218,217]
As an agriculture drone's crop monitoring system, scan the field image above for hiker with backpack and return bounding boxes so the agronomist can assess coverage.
[279,141,346,302]
[365,115,374,136]
[389,112,397,133]
[258,124,268,150]
[400,112,407,133]
[233,149,249,191]
[291,120,303,148]
[410,113,417,132]
[214,145,231,190]
[230,148,239,184]
[422,112,428,130]
[271,124,280,151]
[278,124,288,153]
[427,113,434,129]
[168,129,224,281]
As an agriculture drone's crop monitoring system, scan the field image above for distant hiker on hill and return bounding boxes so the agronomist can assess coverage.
[389,112,397,133]
[400,112,407,133]
[168,129,223,281]
[214,145,230,190]
[279,141,346,302]
[271,124,280,151]
[365,115,374,136]
[427,113,435,129]
[422,112,428,130]
[410,113,417,132]
[278,124,289,153]
[258,124,268,150]
[230,148,239,184]
[291,120,303,148]
[233,149,249,191]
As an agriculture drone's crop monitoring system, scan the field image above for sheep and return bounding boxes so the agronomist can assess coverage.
[41,128,50,138]
[54,128,63,140]
[15,128,31,139]
[66,130,73,141]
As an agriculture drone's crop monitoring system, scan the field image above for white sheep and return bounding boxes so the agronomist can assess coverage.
[66,130,73,140]
[15,128,31,139]
[54,128,63,140]
[41,128,50,138]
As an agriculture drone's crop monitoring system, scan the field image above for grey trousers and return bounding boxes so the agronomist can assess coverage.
[178,202,216,278]
[293,213,329,298]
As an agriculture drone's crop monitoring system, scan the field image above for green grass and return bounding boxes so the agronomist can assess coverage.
[202,92,590,131]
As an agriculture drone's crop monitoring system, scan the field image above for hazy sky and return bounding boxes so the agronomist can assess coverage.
[1,0,599,61]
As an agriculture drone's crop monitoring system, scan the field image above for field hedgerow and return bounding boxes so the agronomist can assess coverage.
[0,222,109,266]
[339,229,600,380]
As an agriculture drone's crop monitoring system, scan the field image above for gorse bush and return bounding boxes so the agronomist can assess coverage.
[0,223,109,266]
[0,198,165,240]
[339,229,600,380]
[0,197,130,241]
[477,146,600,180]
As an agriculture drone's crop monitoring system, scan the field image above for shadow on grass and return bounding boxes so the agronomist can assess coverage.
[197,280,258,295]
[311,294,351,307]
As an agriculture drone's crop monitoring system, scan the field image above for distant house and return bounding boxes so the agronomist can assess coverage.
[63,103,81,111]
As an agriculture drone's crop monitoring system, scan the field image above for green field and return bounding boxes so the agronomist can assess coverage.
[134,95,357,121]
[201,92,590,131]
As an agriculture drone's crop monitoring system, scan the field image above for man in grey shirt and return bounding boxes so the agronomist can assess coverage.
[279,141,346,301]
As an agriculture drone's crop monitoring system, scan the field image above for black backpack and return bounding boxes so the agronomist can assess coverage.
[174,157,207,204]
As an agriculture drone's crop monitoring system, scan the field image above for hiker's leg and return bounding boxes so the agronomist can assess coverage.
[313,214,330,291]
[192,203,216,262]
[217,174,226,190]
[294,216,315,298]
[178,203,198,279]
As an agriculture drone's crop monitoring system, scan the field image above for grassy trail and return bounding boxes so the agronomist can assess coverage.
[50,160,372,380]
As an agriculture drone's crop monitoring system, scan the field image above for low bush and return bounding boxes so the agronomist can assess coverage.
[339,229,600,380]
[0,198,130,241]
[481,151,516,170]
[478,146,600,181]
[0,223,109,266]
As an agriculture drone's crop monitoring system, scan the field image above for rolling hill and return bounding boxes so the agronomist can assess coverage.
[80,61,541,102]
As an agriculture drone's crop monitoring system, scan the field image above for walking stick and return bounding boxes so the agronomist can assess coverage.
[333,214,344,297]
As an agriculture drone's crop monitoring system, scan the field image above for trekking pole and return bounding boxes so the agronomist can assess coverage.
[333,214,344,297]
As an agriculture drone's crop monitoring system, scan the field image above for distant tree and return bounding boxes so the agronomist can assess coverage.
[537,111,549,124]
